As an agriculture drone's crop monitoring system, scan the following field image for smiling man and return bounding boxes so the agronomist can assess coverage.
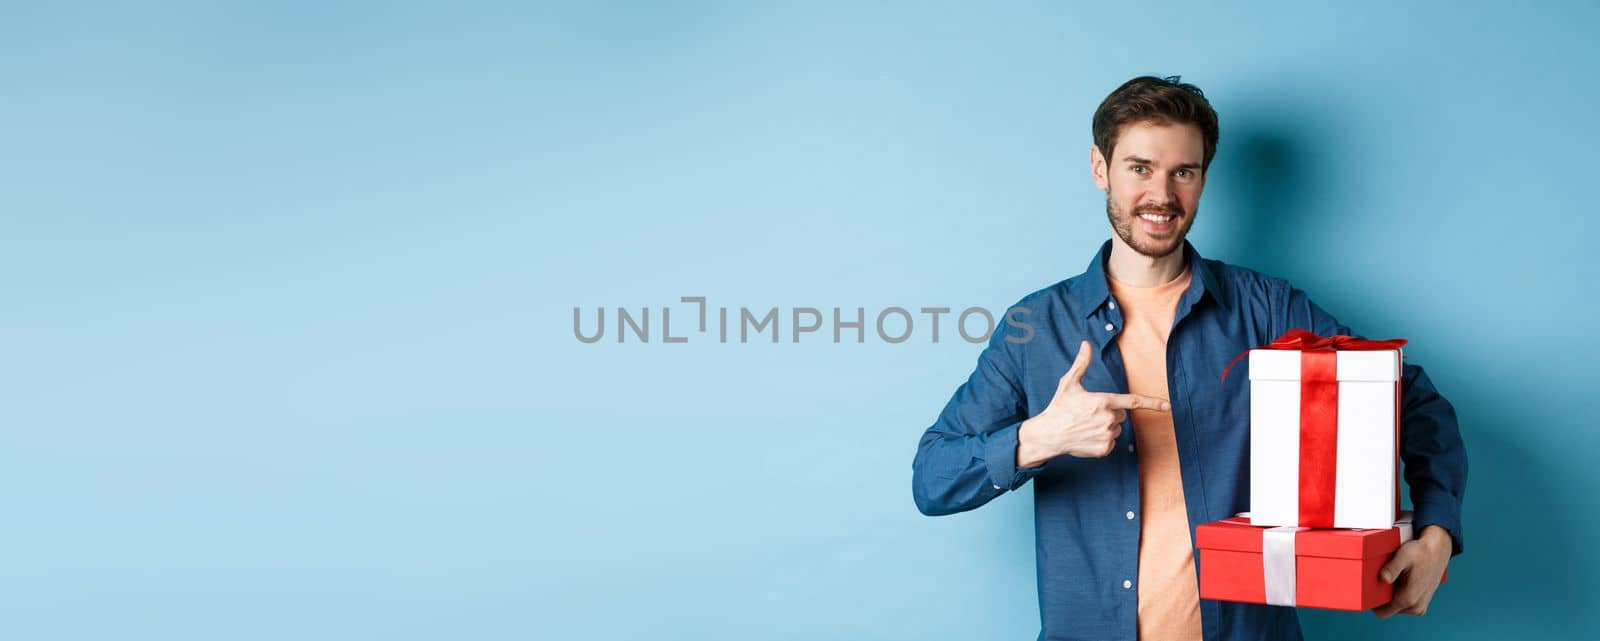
[911,76,1466,641]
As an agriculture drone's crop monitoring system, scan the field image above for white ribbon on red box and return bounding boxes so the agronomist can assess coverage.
[1262,526,1307,606]
[1233,512,1415,607]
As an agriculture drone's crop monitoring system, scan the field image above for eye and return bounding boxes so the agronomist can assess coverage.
[1175,169,1191,178]
[1131,165,1149,175]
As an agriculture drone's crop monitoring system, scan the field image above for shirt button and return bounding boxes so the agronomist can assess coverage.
[993,484,1002,490]
[1127,442,1135,453]
[1104,322,1115,332]
[1108,300,1116,310]
[1123,579,1133,589]
[1126,511,1136,520]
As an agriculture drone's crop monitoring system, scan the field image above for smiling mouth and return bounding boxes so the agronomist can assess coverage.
[1137,212,1177,224]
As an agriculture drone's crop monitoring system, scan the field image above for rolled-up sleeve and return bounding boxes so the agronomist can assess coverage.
[911,319,1041,516]
[1279,284,1468,555]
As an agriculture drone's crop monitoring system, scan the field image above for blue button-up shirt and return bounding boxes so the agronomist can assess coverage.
[911,240,1466,641]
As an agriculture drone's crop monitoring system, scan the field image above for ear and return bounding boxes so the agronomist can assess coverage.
[1090,145,1109,192]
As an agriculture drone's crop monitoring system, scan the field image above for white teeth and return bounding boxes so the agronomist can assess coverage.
[1139,214,1173,223]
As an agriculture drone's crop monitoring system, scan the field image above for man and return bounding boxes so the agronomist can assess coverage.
[910,76,1466,641]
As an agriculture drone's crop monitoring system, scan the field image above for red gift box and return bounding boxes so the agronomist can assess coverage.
[1196,512,1445,611]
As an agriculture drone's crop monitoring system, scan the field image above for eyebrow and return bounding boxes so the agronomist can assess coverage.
[1122,156,1202,171]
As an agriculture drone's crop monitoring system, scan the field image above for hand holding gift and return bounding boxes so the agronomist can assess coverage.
[1200,329,1454,613]
[1373,524,1453,618]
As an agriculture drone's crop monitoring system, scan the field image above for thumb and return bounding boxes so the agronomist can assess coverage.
[1380,545,1416,584]
[1058,340,1094,393]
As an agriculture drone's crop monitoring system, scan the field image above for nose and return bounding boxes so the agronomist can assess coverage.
[1145,182,1179,211]
[1145,175,1184,211]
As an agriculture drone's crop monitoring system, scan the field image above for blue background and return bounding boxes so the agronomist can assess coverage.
[3,2,1596,639]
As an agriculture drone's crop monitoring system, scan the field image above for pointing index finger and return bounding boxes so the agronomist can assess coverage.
[1105,394,1171,411]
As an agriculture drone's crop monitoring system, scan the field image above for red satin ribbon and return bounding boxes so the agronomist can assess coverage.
[1223,329,1407,528]
[1299,350,1339,527]
[1221,329,1408,384]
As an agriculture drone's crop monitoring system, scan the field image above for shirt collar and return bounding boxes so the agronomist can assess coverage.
[1074,239,1231,317]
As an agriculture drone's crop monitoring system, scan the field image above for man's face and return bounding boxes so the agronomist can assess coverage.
[1091,121,1206,259]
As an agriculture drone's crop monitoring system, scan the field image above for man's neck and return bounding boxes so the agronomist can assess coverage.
[1105,235,1187,287]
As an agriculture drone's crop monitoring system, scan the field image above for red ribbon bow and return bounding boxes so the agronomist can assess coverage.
[1221,329,1407,385]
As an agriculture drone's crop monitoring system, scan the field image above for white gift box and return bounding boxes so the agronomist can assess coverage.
[1248,348,1402,530]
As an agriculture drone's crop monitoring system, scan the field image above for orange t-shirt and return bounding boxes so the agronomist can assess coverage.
[1107,267,1202,641]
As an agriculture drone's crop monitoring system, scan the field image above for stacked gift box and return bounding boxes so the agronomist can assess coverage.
[1197,330,1443,611]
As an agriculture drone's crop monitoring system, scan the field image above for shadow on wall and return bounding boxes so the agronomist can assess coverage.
[1210,105,1593,639]
[1202,123,1311,280]
[1203,97,1377,318]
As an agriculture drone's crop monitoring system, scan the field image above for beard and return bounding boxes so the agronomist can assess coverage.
[1105,194,1197,259]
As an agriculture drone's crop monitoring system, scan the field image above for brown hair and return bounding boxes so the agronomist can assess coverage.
[1092,75,1220,170]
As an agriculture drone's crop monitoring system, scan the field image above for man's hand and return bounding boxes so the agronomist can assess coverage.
[1017,340,1170,467]
[1373,524,1453,618]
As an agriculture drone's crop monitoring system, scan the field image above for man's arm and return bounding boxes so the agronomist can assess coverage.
[911,330,1163,516]
[911,324,1036,517]
[1393,360,1468,555]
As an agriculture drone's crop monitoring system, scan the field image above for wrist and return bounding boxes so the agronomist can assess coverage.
[1016,418,1052,469]
[1418,524,1452,556]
